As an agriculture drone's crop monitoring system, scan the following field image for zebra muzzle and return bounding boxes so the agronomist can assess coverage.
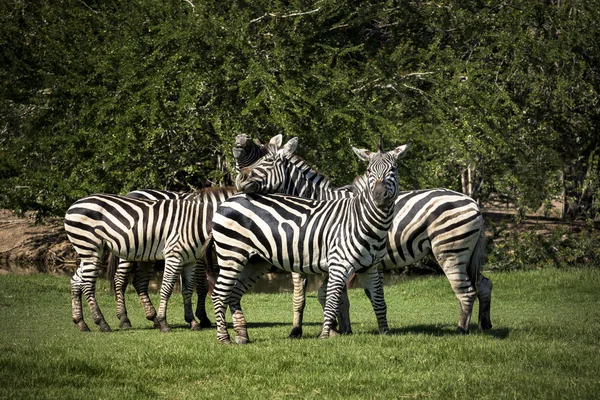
[372,180,391,207]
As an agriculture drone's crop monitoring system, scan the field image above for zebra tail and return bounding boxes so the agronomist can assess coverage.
[201,233,217,293]
[107,253,119,297]
[468,228,487,294]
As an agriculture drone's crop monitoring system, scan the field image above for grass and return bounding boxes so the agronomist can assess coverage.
[0,268,599,399]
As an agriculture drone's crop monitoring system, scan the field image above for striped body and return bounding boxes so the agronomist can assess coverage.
[235,137,492,334]
[232,134,354,334]
[65,188,235,332]
[211,143,409,344]
[109,189,222,330]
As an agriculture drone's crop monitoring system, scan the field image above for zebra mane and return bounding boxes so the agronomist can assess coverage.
[284,153,334,189]
[279,153,369,200]
[187,186,237,202]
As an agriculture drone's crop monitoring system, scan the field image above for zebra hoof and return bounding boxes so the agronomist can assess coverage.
[479,316,492,331]
[152,318,161,329]
[318,329,337,339]
[457,326,469,335]
[119,319,132,329]
[190,320,201,331]
[235,335,249,345]
[218,334,232,344]
[77,321,91,332]
[199,318,212,329]
[288,327,303,339]
[98,321,112,333]
[159,322,171,333]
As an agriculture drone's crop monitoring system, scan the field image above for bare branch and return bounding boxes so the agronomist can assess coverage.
[250,8,320,24]
[399,72,435,78]
[281,8,320,18]
[182,0,196,9]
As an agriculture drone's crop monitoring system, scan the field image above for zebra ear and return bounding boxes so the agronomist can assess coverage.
[390,141,412,160]
[269,134,283,147]
[352,147,373,162]
[279,137,298,156]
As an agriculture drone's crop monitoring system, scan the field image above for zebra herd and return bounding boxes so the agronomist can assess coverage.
[64,134,493,343]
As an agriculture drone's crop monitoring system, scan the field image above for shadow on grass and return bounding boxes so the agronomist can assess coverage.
[387,324,510,339]
[246,321,321,329]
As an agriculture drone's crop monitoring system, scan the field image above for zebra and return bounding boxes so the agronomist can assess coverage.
[232,133,269,172]
[65,188,235,332]
[232,137,355,336]
[107,189,213,330]
[104,134,276,330]
[235,136,493,335]
[208,141,411,344]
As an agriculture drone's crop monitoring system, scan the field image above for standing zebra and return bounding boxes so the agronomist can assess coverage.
[104,133,275,330]
[232,137,354,336]
[209,141,410,344]
[65,188,235,332]
[235,136,493,335]
[108,189,216,330]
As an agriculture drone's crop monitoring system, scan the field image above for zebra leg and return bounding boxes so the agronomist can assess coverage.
[114,260,135,329]
[229,262,270,344]
[317,275,352,335]
[319,266,353,339]
[71,267,90,332]
[79,259,112,332]
[131,262,160,328]
[212,257,247,344]
[440,258,477,334]
[478,275,493,331]
[156,257,185,333]
[193,260,212,329]
[356,267,389,335]
[289,272,307,339]
[181,262,201,331]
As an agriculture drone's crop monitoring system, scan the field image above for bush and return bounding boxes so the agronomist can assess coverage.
[487,219,600,271]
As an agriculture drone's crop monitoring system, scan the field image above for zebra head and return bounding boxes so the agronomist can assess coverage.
[235,136,299,193]
[232,134,279,173]
[352,142,411,208]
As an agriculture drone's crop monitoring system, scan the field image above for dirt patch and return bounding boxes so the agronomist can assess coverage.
[0,210,78,273]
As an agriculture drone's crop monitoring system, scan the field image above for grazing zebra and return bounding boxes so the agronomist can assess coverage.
[209,141,410,344]
[65,188,235,332]
[235,136,493,335]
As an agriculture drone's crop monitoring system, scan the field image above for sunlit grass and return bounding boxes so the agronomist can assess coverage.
[1,269,599,399]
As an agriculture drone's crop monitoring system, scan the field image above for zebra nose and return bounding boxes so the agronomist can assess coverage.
[372,180,387,205]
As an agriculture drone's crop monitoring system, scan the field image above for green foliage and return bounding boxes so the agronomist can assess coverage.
[487,219,600,270]
[1,270,600,399]
[1,0,599,217]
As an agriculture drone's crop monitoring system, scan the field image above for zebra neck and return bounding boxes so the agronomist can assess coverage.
[283,156,340,200]
[353,185,395,222]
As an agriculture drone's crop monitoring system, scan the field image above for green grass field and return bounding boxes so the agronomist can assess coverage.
[1,268,599,399]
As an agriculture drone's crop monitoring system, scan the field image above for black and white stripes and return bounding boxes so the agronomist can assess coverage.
[234,136,493,334]
[65,188,235,332]
[210,142,410,344]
